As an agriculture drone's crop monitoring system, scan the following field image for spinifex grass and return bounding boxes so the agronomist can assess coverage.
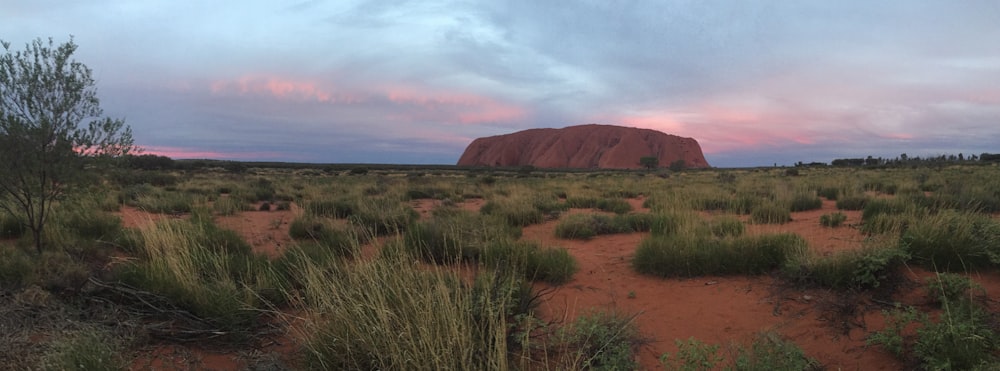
[633,232,807,277]
[115,214,280,333]
[293,249,526,371]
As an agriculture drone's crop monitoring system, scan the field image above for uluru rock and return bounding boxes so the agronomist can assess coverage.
[457,124,710,169]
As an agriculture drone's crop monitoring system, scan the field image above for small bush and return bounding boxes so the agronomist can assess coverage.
[750,203,791,224]
[819,212,847,227]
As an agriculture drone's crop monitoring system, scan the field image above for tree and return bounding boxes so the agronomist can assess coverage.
[669,159,686,172]
[0,37,135,253]
[639,156,659,169]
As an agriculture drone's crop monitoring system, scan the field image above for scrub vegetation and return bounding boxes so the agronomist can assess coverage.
[3,159,1000,369]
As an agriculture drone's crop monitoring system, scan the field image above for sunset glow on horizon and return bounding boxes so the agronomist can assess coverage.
[5,1,998,167]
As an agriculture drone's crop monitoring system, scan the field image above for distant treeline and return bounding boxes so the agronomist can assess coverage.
[799,152,1000,168]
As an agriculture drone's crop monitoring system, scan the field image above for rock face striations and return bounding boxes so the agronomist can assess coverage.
[457,124,709,169]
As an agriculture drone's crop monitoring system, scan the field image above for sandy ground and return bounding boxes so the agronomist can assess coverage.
[116,197,1000,370]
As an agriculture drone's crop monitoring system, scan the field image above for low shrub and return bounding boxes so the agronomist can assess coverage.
[480,199,544,227]
[565,197,633,214]
[819,212,847,227]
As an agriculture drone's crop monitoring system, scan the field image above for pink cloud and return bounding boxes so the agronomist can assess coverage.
[142,145,292,160]
[208,75,526,125]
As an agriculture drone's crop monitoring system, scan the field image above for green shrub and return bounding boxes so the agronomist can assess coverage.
[925,273,983,305]
[557,311,642,371]
[750,203,791,224]
[789,193,822,212]
[565,197,633,214]
[819,212,847,227]
[835,195,869,210]
[633,233,806,277]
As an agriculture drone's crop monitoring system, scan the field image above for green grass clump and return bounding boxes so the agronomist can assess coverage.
[783,243,908,290]
[633,233,806,277]
[835,195,869,210]
[480,199,545,227]
[662,331,819,371]
[288,216,359,257]
[39,326,125,371]
[708,216,745,238]
[565,197,633,214]
[481,240,579,285]
[306,198,355,218]
[404,211,519,263]
[297,251,525,370]
[900,210,1000,271]
[349,197,419,235]
[131,190,197,214]
[819,212,848,227]
[212,196,253,216]
[817,186,840,200]
[789,193,823,212]
[750,203,792,224]
[114,216,278,333]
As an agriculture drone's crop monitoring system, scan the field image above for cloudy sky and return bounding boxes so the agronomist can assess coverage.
[4,1,999,167]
